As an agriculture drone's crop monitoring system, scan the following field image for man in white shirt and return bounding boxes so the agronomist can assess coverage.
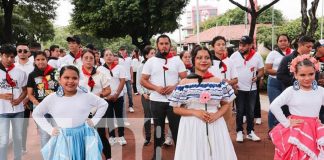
[57,35,83,69]
[141,35,187,160]
[230,36,264,143]
[14,43,35,153]
[0,44,27,160]
[118,46,135,113]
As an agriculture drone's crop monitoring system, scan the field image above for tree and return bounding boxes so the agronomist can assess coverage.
[201,7,284,31]
[0,0,57,44]
[300,0,319,37]
[229,0,280,38]
[71,0,189,51]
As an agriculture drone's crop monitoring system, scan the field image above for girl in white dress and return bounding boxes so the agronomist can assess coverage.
[169,45,237,160]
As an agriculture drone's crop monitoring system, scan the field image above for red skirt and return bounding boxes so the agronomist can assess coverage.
[269,115,324,160]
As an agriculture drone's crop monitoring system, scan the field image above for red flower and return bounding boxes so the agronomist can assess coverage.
[163,65,169,71]
[88,79,95,88]
[250,67,255,72]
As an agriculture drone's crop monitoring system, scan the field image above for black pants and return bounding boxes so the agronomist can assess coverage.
[96,100,111,159]
[107,96,124,137]
[141,95,152,140]
[150,101,180,160]
[254,88,261,118]
[133,72,138,93]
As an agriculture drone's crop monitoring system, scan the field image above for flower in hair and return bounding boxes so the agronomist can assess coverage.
[289,54,320,73]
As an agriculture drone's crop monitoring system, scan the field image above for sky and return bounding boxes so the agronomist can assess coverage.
[53,0,323,41]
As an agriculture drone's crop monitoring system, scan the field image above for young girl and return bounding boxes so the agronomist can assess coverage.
[80,50,112,159]
[169,45,237,160]
[97,49,127,146]
[269,55,324,159]
[32,65,108,160]
[27,51,59,148]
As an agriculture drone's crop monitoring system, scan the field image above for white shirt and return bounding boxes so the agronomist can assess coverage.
[57,53,83,70]
[14,59,34,77]
[131,58,140,72]
[32,89,108,135]
[0,67,27,114]
[118,57,132,80]
[270,86,324,128]
[97,65,125,97]
[48,59,59,69]
[79,70,110,94]
[265,50,286,78]
[142,56,186,102]
[209,58,238,80]
[230,51,264,91]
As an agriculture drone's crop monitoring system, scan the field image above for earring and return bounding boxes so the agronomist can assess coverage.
[293,80,300,90]
[312,80,318,90]
[56,85,64,97]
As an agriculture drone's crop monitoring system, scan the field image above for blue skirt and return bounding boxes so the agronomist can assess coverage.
[41,124,103,160]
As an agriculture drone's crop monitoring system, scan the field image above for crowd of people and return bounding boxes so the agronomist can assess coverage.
[0,33,323,160]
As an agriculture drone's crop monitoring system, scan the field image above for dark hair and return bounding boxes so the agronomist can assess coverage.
[81,49,96,63]
[276,34,290,43]
[156,34,171,45]
[132,48,140,60]
[190,45,213,66]
[29,42,41,50]
[298,36,315,44]
[142,46,154,62]
[295,58,316,73]
[33,51,47,60]
[211,36,226,47]
[60,65,80,78]
[50,45,59,52]
[0,44,17,56]
[179,50,190,59]
[60,48,65,53]
[16,42,29,47]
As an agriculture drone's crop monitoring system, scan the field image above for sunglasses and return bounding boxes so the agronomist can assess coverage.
[17,49,29,54]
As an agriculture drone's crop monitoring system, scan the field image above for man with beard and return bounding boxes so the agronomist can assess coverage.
[141,35,187,160]
[230,36,264,143]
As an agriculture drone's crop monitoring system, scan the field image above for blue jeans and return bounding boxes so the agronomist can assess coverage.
[125,80,133,107]
[235,90,257,134]
[0,111,24,160]
[267,77,283,130]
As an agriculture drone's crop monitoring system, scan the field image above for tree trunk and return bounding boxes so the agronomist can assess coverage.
[308,0,319,37]
[249,13,257,38]
[300,0,309,36]
[131,35,151,53]
[2,0,14,44]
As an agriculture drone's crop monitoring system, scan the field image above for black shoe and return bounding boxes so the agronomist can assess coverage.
[144,139,150,146]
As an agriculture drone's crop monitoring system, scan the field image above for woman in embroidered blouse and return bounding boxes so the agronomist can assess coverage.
[269,55,324,159]
[80,49,112,160]
[169,45,237,160]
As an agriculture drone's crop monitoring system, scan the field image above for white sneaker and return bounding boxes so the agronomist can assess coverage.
[163,137,173,146]
[151,118,154,125]
[109,137,117,145]
[255,118,262,125]
[165,118,169,124]
[243,116,247,124]
[124,121,130,126]
[22,149,27,155]
[119,136,127,145]
[236,131,244,142]
[129,107,135,113]
[246,131,261,141]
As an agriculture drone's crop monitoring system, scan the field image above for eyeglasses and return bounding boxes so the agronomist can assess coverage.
[17,49,29,54]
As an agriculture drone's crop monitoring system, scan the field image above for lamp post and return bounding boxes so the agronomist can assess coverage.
[196,0,200,44]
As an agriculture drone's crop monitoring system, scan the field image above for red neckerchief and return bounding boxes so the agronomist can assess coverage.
[185,64,192,70]
[103,61,118,77]
[70,49,82,63]
[202,71,214,79]
[285,48,292,55]
[82,65,96,90]
[214,54,227,73]
[243,49,256,65]
[319,57,324,62]
[5,64,16,87]
[42,65,54,90]
[160,52,173,71]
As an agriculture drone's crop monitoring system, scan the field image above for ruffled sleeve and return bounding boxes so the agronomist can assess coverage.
[169,85,187,107]
[220,81,236,102]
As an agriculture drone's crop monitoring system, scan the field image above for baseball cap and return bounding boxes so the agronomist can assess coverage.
[314,39,324,49]
[66,35,81,44]
[239,36,253,44]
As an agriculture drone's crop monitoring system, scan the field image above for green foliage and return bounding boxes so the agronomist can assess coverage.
[71,0,189,50]
[0,0,57,44]
[201,7,284,31]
